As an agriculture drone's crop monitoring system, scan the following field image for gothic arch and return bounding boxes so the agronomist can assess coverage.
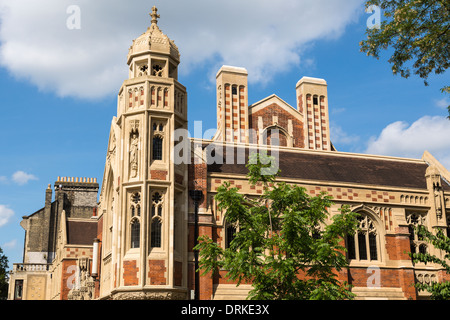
[102,168,115,255]
[261,124,293,147]
[347,204,385,263]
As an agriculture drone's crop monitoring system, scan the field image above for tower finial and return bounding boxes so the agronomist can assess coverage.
[150,6,160,26]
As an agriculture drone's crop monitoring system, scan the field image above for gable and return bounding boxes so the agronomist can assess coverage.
[248,95,304,148]
[249,94,302,119]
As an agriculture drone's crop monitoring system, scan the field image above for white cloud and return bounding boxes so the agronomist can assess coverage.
[330,124,360,146]
[435,97,450,109]
[2,239,17,249]
[365,116,450,169]
[0,0,364,100]
[11,171,38,185]
[0,205,14,227]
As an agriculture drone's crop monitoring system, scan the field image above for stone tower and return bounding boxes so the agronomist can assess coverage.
[97,7,189,300]
[296,77,331,151]
[215,66,249,144]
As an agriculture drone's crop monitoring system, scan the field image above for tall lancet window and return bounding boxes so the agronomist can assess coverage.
[225,223,237,249]
[129,192,141,249]
[152,122,164,161]
[130,219,140,249]
[150,191,163,249]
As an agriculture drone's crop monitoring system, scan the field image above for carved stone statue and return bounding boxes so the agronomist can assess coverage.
[130,132,139,178]
[434,184,443,219]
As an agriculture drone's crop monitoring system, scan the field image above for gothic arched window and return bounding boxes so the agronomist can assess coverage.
[151,219,162,248]
[152,122,164,161]
[153,136,163,160]
[225,223,237,249]
[347,214,379,261]
[129,192,141,249]
[407,212,428,257]
[150,191,164,249]
[130,219,140,249]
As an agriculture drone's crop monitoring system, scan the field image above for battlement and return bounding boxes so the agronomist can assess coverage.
[56,176,97,183]
[54,176,99,193]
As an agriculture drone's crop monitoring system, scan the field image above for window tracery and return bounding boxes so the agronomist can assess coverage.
[129,192,141,249]
[347,214,379,262]
[407,212,428,256]
[150,191,164,249]
[152,122,164,161]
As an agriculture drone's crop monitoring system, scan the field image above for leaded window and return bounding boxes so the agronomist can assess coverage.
[225,223,237,249]
[150,191,164,249]
[347,214,379,261]
[407,212,428,256]
[153,136,163,160]
[129,192,141,249]
[152,122,164,161]
[151,219,162,248]
[130,219,140,249]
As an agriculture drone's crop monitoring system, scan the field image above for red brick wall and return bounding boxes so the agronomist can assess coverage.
[188,158,207,209]
[348,267,417,299]
[249,103,304,148]
[61,260,77,300]
[123,260,139,286]
[385,233,411,261]
[175,173,184,185]
[174,261,183,286]
[297,94,303,114]
[148,260,166,285]
[151,170,168,181]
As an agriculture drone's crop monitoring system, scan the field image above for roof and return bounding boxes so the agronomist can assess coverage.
[206,146,437,190]
[66,220,97,245]
[127,8,180,63]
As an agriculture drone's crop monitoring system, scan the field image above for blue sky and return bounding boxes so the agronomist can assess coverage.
[0,0,449,269]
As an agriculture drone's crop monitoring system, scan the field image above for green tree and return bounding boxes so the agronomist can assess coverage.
[409,225,450,299]
[195,153,359,300]
[0,247,9,300]
[360,0,450,118]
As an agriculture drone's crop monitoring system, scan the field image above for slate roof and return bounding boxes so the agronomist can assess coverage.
[66,220,98,245]
[206,146,442,190]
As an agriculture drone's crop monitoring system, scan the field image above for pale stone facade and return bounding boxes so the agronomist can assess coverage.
[96,7,189,300]
[8,178,99,300]
[8,7,450,300]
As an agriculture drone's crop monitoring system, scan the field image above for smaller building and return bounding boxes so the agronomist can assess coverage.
[8,177,99,300]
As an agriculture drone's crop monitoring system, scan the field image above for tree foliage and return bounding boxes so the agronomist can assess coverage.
[0,247,9,300]
[194,153,359,300]
[360,0,450,117]
[409,225,450,299]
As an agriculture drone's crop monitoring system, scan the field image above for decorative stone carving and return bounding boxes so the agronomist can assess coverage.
[111,290,187,300]
[68,257,96,300]
[130,133,139,178]
[406,212,426,226]
[129,120,140,178]
[434,183,443,219]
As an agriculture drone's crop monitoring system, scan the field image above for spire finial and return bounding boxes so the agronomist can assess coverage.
[150,6,160,26]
